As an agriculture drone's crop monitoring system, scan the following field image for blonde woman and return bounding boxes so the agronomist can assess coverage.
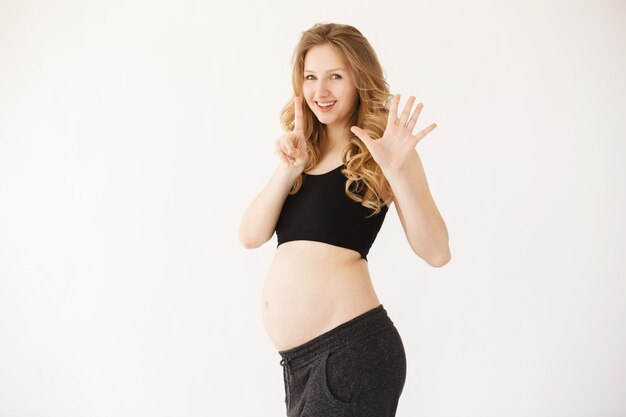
[239,22,450,417]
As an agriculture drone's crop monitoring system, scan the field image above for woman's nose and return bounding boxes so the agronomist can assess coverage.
[316,83,330,96]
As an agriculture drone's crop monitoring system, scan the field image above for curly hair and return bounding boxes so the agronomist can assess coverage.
[279,22,394,217]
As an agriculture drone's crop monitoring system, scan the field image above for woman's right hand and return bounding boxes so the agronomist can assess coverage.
[274,96,308,171]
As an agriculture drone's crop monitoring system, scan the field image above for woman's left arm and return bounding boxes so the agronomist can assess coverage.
[351,94,451,267]
[383,149,450,267]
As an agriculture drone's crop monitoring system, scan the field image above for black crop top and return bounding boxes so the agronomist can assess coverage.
[275,163,388,261]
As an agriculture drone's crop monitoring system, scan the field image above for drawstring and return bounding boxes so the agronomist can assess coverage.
[280,357,291,408]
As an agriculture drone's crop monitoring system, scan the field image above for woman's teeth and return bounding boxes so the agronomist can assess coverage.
[316,101,337,109]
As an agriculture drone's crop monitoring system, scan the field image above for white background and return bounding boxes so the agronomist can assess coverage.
[1,1,625,416]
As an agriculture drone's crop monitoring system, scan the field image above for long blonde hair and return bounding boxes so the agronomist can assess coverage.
[280,22,393,217]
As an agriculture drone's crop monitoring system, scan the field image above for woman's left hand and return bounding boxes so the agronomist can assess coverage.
[350,94,437,174]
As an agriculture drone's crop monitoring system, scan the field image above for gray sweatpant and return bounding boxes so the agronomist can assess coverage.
[278,304,407,417]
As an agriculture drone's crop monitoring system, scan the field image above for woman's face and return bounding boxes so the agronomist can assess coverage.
[302,44,359,129]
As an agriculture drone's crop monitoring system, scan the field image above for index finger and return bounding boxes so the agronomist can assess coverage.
[294,96,304,134]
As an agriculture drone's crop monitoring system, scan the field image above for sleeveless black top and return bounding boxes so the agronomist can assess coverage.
[275,163,388,261]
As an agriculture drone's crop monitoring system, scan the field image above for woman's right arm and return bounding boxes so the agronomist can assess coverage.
[238,163,302,249]
[239,96,308,248]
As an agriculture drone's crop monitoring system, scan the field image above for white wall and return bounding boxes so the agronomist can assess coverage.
[1,0,624,416]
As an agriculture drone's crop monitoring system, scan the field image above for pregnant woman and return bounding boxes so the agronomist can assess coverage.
[239,22,450,417]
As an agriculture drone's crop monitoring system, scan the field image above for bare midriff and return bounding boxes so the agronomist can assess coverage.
[261,240,381,352]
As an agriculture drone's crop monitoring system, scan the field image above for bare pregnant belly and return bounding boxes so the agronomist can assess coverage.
[261,241,381,352]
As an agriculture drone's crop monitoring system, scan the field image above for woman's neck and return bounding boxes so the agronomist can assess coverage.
[323,125,351,154]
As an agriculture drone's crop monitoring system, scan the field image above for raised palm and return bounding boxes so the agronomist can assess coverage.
[350,94,437,173]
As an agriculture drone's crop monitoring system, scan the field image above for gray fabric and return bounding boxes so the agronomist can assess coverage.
[278,304,406,417]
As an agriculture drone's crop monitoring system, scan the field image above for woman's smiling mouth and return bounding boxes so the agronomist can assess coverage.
[315,100,337,112]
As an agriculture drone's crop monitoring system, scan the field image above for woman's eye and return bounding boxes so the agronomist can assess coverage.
[304,74,342,80]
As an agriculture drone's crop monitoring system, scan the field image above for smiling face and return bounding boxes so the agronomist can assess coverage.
[302,43,359,130]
